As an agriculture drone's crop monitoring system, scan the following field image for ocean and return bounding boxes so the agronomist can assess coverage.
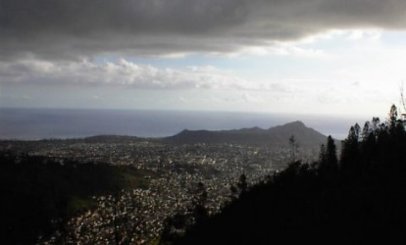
[0,108,365,140]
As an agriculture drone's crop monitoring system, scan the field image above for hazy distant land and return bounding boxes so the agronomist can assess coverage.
[0,108,364,140]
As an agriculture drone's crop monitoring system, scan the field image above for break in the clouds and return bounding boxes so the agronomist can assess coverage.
[2,0,406,59]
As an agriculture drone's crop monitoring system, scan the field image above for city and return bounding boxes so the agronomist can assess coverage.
[1,135,320,244]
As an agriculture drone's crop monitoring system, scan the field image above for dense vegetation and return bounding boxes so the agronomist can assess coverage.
[164,105,406,244]
[0,153,150,244]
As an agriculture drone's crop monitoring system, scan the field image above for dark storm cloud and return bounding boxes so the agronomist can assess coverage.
[1,0,406,60]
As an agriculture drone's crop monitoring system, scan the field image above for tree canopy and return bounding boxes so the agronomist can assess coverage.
[167,105,406,245]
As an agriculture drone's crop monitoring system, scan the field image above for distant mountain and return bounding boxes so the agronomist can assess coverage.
[23,121,329,148]
[164,121,327,147]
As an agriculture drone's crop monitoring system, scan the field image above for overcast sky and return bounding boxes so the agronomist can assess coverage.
[2,0,406,118]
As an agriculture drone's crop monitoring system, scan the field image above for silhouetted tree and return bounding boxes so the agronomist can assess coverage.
[389,104,398,129]
[237,174,248,194]
[361,121,370,141]
[340,125,360,176]
[326,136,338,166]
[318,136,338,179]
[191,182,209,224]
[289,135,298,162]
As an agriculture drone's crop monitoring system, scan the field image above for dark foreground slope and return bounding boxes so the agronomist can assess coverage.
[0,153,151,244]
[165,121,327,147]
[169,108,406,245]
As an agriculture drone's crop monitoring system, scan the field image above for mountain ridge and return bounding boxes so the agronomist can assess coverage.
[164,120,327,147]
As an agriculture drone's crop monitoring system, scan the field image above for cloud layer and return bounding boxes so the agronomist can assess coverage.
[2,0,406,59]
[0,58,260,90]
